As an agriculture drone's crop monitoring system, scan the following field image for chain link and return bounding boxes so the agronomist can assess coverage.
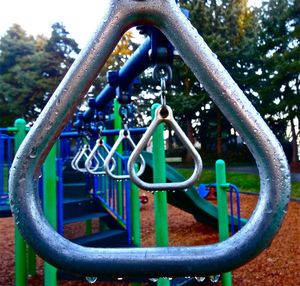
[119,105,129,131]
[152,64,172,116]
[160,77,167,110]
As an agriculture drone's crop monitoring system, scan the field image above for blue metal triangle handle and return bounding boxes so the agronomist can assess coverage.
[128,105,202,190]
[104,129,146,180]
[9,0,290,279]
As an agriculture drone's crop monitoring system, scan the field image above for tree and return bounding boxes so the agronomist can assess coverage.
[164,0,260,158]
[257,0,300,164]
[0,23,79,125]
[90,30,136,96]
[0,24,36,74]
[0,24,36,124]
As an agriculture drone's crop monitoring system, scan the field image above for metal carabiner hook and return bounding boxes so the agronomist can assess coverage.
[104,129,146,180]
[153,64,172,110]
[128,105,202,190]
[85,138,116,175]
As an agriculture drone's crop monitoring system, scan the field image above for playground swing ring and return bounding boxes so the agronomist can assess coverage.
[84,138,117,175]
[128,105,203,190]
[9,0,290,279]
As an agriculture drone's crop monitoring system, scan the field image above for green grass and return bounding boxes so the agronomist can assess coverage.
[291,182,300,198]
[178,168,300,199]
[3,164,299,199]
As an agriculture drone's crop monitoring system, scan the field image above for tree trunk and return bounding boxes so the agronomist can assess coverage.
[290,118,298,163]
[234,129,238,148]
[167,127,173,150]
[216,110,222,156]
[185,117,195,162]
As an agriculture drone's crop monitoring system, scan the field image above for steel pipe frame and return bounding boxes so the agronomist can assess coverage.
[9,0,290,278]
[59,128,147,138]
[80,37,151,123]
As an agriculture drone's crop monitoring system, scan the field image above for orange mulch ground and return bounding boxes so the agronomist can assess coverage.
[1,193,299,286]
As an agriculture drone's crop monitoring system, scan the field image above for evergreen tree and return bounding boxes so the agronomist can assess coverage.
[90,30,136,96]
[0,23,79,125]
[257,0,300,163]
[166,0,260,157]
[0,24,35,74]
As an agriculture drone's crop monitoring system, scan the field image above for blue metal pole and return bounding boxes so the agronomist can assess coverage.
[59,128,146,139]
[93,175,98,198]
[56,158,64,235]
[81,37,151,121]
[0,135,4,196]
[229,189,234,234]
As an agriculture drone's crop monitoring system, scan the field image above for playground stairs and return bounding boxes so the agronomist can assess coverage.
[0,204,11,217]
[58,162,130,281]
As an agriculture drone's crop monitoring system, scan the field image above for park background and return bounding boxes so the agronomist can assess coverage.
[0,0,299,285]
[0,0,299,170]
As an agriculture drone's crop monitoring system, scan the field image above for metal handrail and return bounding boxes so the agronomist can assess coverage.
[9,0,290,278]
[228,184,241,234]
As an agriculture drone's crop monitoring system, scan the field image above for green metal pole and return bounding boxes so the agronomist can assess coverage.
[97,135,110,232]
[78,137,93,235]
[13,118,27,286]
[151,104,170,286]
[27,246,36,277]
[26,127,36,278]
[130,170,141,286]
[130,176,141,246]
[85,219,93,234]
[215,160,232,286]
[114,99,123,216]
[43,144,58,286]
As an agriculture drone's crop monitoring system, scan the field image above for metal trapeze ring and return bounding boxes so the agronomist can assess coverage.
[9,0,290,279]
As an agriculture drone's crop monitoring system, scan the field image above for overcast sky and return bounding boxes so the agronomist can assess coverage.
[0,0,261,49]
[0,0,109,49]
